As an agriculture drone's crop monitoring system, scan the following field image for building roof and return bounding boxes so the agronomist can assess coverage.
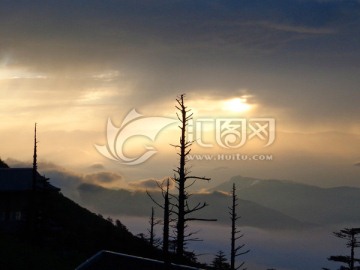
[0,168,60,192]
[76,250,203,270]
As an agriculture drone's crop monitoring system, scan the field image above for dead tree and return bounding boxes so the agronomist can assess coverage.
[29,123,38,238]
[147,95,215,260]
[32,123,38,190]
[163,178,171,259]
[172,94,215,257]
[229,183,249,270]
[146,178,173,258]
[328,228,360,270]
[148,207,161,247]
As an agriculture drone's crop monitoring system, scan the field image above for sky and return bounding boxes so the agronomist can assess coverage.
[0,0,359,188]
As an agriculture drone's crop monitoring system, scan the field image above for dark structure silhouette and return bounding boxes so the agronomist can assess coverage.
[229,183,249,270]
[75,250,202,270]
[0,125,58,233]
[0,168,59,232]
[0,124,59,235]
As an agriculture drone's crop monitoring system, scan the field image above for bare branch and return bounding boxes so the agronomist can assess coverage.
[146,190,164,209]
[185,176,211,181]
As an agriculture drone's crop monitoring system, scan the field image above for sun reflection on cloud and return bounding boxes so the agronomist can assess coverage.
[186,94,255,116]
[0,67,47,80]
[92,70,120,82]
[222,97,252,112]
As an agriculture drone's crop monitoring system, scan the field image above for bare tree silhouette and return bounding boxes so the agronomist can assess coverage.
[163,178,171,264]
[172,94,215,257]
[229,183,249,270]
[147,207,161,248]
[146,178,173,262]
[32,123,38,190]
[147,94,215,261]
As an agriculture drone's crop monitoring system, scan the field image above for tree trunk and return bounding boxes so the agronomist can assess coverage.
[176,96,187,257]
[163,179,170,267]
[230,183,236,270]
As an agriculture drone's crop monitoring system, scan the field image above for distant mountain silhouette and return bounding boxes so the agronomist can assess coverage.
[78,183,308,229]
[77,174,360,229]
[12,157,360,230]
[212,175,360,225]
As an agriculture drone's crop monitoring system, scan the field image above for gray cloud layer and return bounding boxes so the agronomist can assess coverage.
[1,2,359,113]
[1,1,359,128]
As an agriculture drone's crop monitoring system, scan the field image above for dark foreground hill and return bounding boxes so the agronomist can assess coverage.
[0,191,163,270]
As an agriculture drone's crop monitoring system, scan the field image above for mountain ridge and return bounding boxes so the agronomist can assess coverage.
[78,182,310,230]
[212,175,360,225]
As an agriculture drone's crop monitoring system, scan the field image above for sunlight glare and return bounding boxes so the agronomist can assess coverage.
[223,97,251,112]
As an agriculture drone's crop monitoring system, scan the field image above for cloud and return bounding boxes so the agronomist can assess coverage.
[5,158,31,168]
[77,183,105,193]
[211,166,229,171]
[88,163,106,170]
[1,0,358,72]
[84,172,127,189]
[6,158,67,171]
[260,22,335,35]
[0,0,358,128]
[4,158,127,199]
[128,178,174,191]
[354,162,360,167]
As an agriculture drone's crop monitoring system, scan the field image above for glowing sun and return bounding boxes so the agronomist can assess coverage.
[223,97,251,112]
